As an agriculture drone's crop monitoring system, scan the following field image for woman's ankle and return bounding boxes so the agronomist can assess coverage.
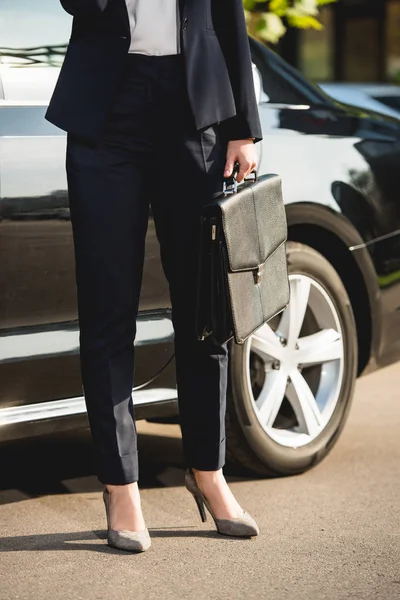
[104,483,146,531]
[192,468,224,484]
[105,482,139,495]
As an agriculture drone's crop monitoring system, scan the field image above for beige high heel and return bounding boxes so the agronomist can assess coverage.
[185,469,260,537]
[103,489,151,552]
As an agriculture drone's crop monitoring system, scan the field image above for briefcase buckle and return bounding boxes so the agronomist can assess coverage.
[253,264,264,284]
[222,178,238,196]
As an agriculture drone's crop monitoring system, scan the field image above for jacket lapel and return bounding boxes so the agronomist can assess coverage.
[114,0,130,32]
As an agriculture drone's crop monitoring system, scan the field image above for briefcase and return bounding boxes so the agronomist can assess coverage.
[196,171,290,345]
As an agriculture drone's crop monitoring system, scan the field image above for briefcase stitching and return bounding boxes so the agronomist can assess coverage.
[252,187,265,324]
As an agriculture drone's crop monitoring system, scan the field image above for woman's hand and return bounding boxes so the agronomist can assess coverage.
[224,139,257,183]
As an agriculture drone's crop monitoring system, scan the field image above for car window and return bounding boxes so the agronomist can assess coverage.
[249,37,334,108]
[0,0,71,101]
[373,95,400,112]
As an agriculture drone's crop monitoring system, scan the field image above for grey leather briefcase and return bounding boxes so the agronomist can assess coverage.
[196,172,290,345]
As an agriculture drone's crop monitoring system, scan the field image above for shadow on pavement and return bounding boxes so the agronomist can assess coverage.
[0,426,257,505]
[0,527,221,554]
[0,427,183,503]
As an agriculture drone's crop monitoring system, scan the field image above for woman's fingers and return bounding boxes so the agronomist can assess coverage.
[236,157,257,182]
[237,159,252,183]
[224,157,235,178]
[225,140,257,183]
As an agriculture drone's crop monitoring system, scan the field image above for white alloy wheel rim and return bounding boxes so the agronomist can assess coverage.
[245,274,345,447]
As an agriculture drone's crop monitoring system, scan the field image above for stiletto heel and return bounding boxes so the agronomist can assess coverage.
[185,469,259,537]
[103,489,151,552]
[193,493,207,523]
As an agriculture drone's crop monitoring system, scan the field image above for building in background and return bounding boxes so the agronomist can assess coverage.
[279,0,400,83]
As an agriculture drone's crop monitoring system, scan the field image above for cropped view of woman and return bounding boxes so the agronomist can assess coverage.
[46,0,262,552]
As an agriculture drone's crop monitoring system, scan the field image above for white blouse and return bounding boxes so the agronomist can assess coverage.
[125,0,181,56]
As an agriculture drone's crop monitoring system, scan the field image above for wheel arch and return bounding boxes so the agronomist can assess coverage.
[286,202,381,375]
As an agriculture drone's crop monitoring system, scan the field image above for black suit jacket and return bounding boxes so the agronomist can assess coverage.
[45,0,262,143]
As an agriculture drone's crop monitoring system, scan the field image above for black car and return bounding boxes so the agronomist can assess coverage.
[1,1,400,477]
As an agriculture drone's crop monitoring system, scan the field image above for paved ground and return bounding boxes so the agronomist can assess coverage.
[0,363,399,600]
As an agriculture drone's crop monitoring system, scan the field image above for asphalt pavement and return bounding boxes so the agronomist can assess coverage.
[0,363,399,600]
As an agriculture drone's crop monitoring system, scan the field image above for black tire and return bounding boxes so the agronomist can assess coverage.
[226,241,358,477]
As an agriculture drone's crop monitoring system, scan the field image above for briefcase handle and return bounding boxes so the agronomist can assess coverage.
[222,161,258,196]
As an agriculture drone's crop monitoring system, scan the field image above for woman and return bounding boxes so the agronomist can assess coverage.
[46,0,263,553]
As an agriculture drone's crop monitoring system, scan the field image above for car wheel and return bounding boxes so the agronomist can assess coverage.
[226,241,358,476]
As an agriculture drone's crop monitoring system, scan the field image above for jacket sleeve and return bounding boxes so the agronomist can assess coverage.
[213,0,262,143]
[60,0,110,16]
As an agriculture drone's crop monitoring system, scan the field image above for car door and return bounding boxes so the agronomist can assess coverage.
[249,38,400,366]
[0,0,175,422]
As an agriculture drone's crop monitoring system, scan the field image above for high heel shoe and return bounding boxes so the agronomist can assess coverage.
[103,489,151,552]
[185,469,260,537]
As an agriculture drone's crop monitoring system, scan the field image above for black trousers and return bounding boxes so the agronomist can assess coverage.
[66,54,229,485]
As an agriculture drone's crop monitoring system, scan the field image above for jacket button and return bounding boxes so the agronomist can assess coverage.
[182,18,188,30]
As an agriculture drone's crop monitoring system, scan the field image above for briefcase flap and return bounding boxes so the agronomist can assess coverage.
[219,174,286,273]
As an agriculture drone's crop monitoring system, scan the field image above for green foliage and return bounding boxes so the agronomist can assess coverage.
[244,0,337,44]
